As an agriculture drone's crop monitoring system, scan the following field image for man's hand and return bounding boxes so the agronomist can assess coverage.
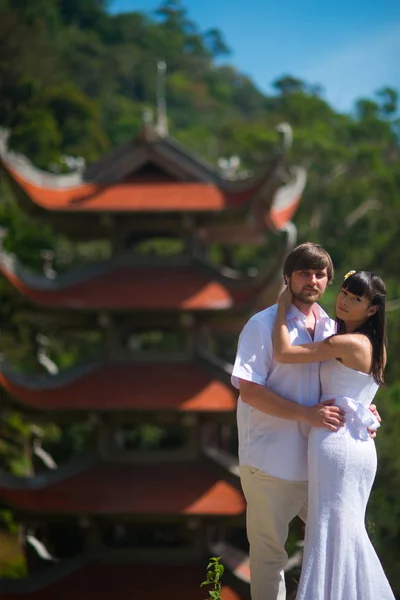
[304,399,346,431]
[368,404,381,439]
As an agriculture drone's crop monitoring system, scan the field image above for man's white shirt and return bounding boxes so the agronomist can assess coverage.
[232,303,335,481]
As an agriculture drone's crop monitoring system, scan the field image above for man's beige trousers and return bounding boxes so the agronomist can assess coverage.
[240,465,308,600]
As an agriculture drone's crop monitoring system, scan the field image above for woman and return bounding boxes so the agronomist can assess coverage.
[273,270,395,600]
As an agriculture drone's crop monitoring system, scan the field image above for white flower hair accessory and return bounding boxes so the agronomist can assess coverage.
[343,270,356,281]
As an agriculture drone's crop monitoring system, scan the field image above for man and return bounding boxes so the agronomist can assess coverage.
[231,243,345,600]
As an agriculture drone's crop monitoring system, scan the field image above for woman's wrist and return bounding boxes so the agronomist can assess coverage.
[277,303,287,318]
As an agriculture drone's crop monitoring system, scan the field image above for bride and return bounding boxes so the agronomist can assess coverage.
[272,269,395,600]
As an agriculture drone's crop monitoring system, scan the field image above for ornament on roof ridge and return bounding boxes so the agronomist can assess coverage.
[276,122,293,152]
[154,60,168,138]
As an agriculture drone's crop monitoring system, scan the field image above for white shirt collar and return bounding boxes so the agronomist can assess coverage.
[287,302,331,324]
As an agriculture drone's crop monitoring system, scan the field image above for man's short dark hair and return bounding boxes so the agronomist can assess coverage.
[283,243,334,283]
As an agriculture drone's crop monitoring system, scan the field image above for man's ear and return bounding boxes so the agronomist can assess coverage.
[284,275,289,286]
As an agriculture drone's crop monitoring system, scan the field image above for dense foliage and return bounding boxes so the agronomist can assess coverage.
[0,0,399,594]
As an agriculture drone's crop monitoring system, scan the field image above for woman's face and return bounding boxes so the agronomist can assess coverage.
[336,287,376,322]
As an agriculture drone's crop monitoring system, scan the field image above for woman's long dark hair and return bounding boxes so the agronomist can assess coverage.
[336,271,387,386]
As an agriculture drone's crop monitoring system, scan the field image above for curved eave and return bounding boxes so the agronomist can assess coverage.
[0,462,245,517]
[268,166,307,230]
[0,563,246,600]
[0,360,236,413]
[2,160,260,214]
[268,195,301,230]
[199,166,307,243]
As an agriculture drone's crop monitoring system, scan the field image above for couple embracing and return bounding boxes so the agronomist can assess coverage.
[232,242,395,600]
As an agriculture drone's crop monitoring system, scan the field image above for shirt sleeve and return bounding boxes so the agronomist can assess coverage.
[231,317,273,389]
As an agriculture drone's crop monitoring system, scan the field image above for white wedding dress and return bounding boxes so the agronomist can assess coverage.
[296,359,395,600]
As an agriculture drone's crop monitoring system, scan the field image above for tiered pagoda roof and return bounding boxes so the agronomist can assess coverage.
[0,257,253,311]
[0,125,306,239]
[0,562,248,599]
[2,163,259,212]
[0,251,288,312]
[0,460,244,518]
[0,121,305,598]
[0,356,235,414]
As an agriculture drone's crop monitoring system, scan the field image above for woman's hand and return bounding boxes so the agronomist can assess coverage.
[278,286,293,310]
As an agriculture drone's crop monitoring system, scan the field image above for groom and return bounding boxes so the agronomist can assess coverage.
[232,242,379,600]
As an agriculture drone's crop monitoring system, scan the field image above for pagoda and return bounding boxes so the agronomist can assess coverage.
[0,115,306,599]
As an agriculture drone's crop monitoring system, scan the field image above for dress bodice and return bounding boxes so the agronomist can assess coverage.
[320,360,380,440]
[320,359,379,407]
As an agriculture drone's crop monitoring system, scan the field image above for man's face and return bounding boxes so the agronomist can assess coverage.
[287,268,329,304]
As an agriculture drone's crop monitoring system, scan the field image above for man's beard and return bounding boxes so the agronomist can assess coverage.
[290,283,323,304]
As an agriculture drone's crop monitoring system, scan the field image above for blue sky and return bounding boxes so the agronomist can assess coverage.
[109,0,400,113]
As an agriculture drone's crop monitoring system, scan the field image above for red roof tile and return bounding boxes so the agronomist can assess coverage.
[0,564,246,599]
[0,264,252,311]
[1,362,236,412]
[0,462,245,516]
[4,163,254,212]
